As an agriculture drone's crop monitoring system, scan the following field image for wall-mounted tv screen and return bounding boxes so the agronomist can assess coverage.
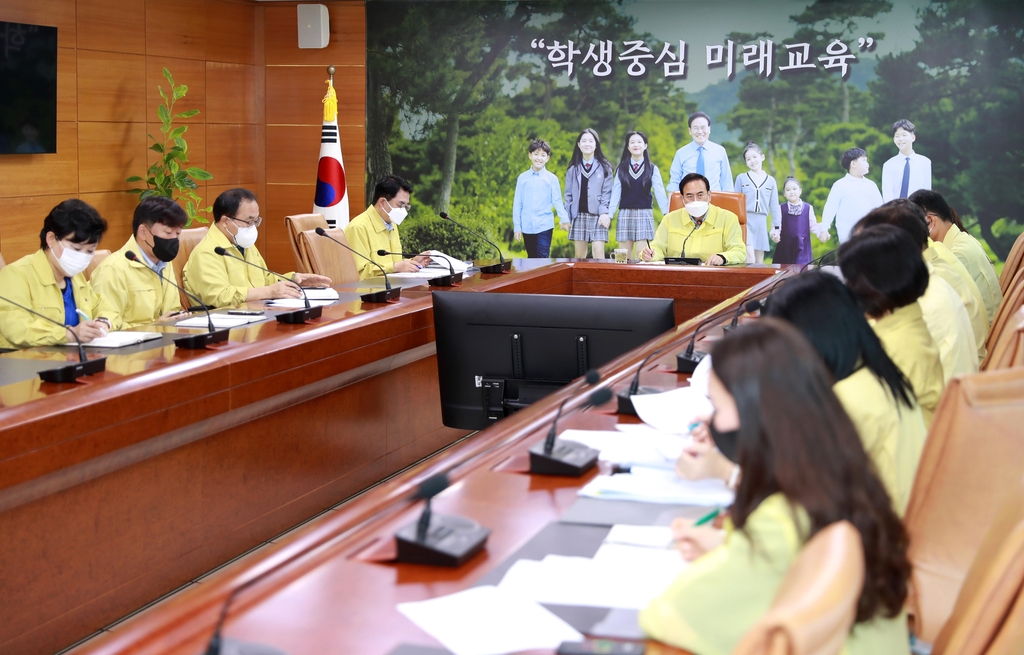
[0,21,58,154]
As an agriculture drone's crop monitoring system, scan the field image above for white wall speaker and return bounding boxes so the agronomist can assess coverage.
[297,4,330,49]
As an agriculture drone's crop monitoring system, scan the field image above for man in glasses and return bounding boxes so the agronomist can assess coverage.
[184,188,331,309]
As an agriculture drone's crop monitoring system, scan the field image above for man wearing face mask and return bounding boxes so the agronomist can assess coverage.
[641,173,747,266]
[0,199,111,349]
[344,175,431,280]
[184,188,332,309]
[92,196,187,329]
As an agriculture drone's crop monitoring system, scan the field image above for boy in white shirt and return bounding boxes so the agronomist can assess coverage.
[882,119,932,201]
[821,147,883,243]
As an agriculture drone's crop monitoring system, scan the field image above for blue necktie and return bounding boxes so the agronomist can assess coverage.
[696,146,706,176]
[900,157,910,198]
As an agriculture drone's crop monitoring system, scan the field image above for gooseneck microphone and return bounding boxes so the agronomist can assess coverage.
[676,312,722,373]
[376,249,462,287]
[0,294,106,383]
[799,247,839,273]
[615,344,675,415]
[315,227,400,303]
[395,472,491,566]
[124,251,229,349]
[213,246,322,323]
[439,211,510,274]
[530,370,610,476]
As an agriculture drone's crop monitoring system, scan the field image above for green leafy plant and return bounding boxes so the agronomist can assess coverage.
[126,68,212,225]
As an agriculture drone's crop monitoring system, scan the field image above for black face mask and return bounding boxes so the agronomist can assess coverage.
[148,234,180,262]
[709,418,739,464]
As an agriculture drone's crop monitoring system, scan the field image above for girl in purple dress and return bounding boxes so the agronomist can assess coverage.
[772,177,828,266]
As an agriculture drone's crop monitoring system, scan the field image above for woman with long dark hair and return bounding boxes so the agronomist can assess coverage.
[564,128,614,259]
[640,320,911,654]
[608,131,668,260]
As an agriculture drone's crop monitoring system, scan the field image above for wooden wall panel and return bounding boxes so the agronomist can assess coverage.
[76,0,147,55]
[0,0,78,48]
[206,0,257,65]
[57,48,78,121]
[264,3,365,67]
[266,124,365,187]
[0,196,69,262]
[79,190,147,247]
[205,124,257,184]
[206,62,257,124]
[145,0,207,61]
[265,64,365,125]
[77,51,148,122]
[0,123,79,198]
[78,122,148,193]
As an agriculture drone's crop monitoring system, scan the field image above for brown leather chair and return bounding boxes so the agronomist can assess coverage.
[983,307,1024,370]
[172,227,208,308]
[299,228,358,285]
[932,475,1024,655]
[1000,230,1024,296]
[84,250,110,281]
[669,190,748,244]
[904,368,1024,643]
[732,521,864,655]
[986,267,1024,358]
[285,214,329,274]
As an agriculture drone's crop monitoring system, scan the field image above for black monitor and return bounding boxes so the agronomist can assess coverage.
[0,22,58,154]
[433,292,675,429]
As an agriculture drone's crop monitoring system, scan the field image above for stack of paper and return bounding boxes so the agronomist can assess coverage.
[74,332,163,348]
[300,288,340,300]
[426,250,471,273]
[604,524,675,549]
[557,429,687,469]
[397,585,583,655]
[176,314,267,329]
[579,466,734,506]
[265,298,336,309]
[631,386,713,434]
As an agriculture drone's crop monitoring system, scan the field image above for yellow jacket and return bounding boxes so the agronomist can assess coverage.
[943,224,1002,324]
[183,224,291,309]
[650,205,747,265]
[0,250,102,349]
[640,493,910,655]
[834,367,927,515]
[343,205,403,279]
[925,240,988,359]
[92,236,181,329]
[919,266,979,383]
[871,303,945,427]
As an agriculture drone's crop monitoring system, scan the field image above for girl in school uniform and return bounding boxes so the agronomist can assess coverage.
[564,128,614,259]
[609,131,669,261]
[734,142,781,264]
[772,176,828,266]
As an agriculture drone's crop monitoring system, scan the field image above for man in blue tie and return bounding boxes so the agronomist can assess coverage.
[881,119,932,202]
[668,112,733,192]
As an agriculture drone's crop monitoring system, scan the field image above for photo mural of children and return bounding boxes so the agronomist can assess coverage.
[564,128,614,259]
[772,176,828,266]
[820,147,883,244]
[609,131,669,261]
[882,119,931,202]
[512,139,570,258]
[734,142,781,264]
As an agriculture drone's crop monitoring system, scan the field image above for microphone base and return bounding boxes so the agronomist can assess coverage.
[478,260,512,275]
[528,439,599,476]
[665,257,702,266]
[274,305,323,324]
[360,287,401,303]
[39,356,106,384]
[427,272,463,287]
[395,513,490,567]
[677,350,708,374]
[615,386,663,415]
[173,328,230,349]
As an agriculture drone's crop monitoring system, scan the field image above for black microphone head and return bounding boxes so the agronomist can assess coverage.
[376,249,389,256]
[744,299,763,315]
[588,388,613,407]
[125,250,138,261]
[414,473,449,500]
[315,227,327,236]
[439,212,449,220]
[584,369,600,385]
[214,246,227,256]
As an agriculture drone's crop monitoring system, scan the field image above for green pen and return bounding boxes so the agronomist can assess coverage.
[693,507,720,527]
[75,308,92,322]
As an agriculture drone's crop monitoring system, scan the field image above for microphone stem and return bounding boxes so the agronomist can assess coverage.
[417,498,432,542]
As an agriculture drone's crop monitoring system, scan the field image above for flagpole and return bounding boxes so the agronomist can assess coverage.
[313,64,349,228]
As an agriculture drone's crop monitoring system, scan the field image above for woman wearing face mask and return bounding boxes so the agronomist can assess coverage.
[640,320,911,655]
[0,199,111,350]
[640,173,746,266]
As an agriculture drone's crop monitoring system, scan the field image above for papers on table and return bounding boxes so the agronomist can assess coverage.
[579,466,734,506]
[265,299,336,308]
[397,585,582,655]
[558,429,687,469]
[175,314,268,329]
[688,353,713,398]
[604,524,675,549]
[631,386,713,435]
[425,250,471,273]
[388,270,454,279]
[299,288,340,300]
[74,331,162,348]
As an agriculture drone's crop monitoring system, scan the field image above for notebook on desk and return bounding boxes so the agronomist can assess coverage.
[72,332,163,348]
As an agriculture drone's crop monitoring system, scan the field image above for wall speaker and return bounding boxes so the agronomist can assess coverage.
[297,4,330,49]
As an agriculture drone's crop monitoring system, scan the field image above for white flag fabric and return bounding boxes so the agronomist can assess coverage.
[313,79,350,228]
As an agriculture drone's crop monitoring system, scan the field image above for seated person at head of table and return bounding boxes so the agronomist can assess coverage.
[839,224,945,427]
[639,320,912,655]
[641,173,746,267]
[183,188,331,309]
[0,198,112,349]
[91,196,186,330]
[344,174,431,280]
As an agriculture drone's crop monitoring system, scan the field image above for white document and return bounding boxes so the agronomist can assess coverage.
[265,299,336,308]
[604,524,675,549]
[387,270,452,279]
[175,314,267,329]
[579,466,734,506]
[426,250,471,273]
[397,585,583,655]
[631,386,713,435]
[688,354,713,398]
[298,288,340,300]
[558,429,687,469]
[75,331,162,348]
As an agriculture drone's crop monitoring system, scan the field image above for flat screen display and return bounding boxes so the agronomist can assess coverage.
[0,21,58,154]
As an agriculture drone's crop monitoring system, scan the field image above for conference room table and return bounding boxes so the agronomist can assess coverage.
[0,258,782,655]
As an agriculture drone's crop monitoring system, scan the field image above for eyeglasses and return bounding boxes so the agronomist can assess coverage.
[229,215,263,228]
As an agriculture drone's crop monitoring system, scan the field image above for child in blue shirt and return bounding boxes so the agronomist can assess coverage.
[512,139,570,258]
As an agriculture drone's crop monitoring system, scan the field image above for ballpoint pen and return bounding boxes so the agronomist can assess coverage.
[694,507,721,527]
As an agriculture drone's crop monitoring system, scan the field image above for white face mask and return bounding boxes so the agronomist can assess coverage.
[233,224,259,248]
[685,201,710,218]
[52,241,94,277]
[384,199,408,226]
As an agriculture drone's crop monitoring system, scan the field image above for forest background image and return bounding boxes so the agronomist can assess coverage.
[365,0,1022,269]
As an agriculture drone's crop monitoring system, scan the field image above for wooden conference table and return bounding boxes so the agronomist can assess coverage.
[0,259,780,655]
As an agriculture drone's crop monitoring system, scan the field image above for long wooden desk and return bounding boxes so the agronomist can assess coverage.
[0,260,779,655]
